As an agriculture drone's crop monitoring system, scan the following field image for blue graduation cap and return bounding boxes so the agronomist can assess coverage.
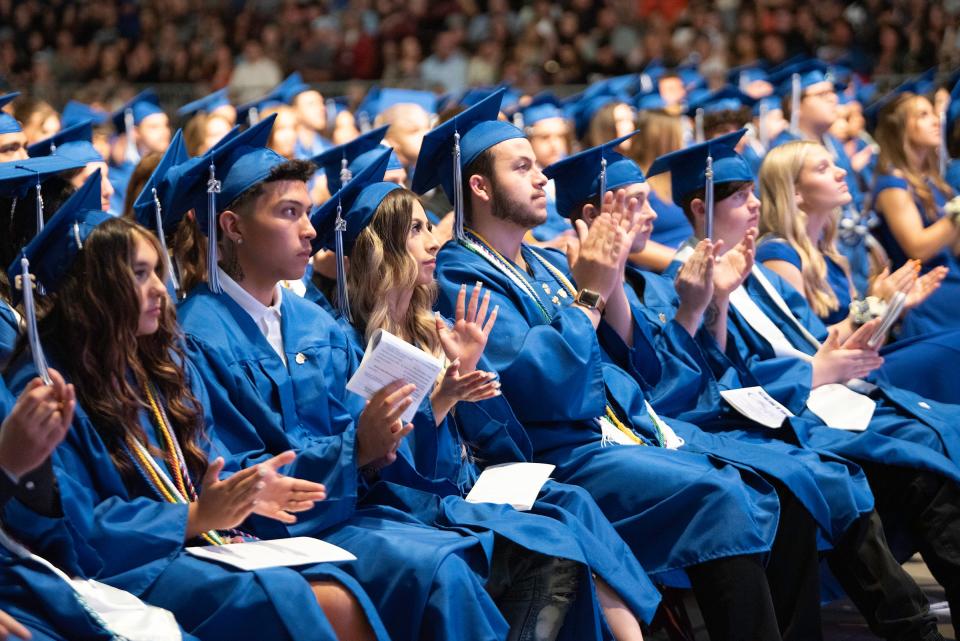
[676,62,703,90]
[863,68,938,132]
[411,87,524,241]
[768,60,834,136]
[270,72,313,105]
[61,100,109,129]
[516,93,565,129]
[7,170,110,385]
[177,88,232,119]
[686,87,757,116]
[567,92,625,140]
[633,89,668,112]
[110,89,164,134]
[647,128,752,238]
[728,63,770,91]
[310,147,395,319]
[0,92,21,135]
[638,62,665,94]
[167,114,284,293]
[27,120,102,163]
[543,131,644,219]
[311,124,390,193]
[235,94,282,127]
[350,146,403,180]
[0,156,87,245]
[131,129,191,295]
[355,87,439,130]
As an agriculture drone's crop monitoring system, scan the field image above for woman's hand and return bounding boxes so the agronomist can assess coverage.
[430,360,501,425]
[0,369,75,480]
[713,228,755,298]
[0,609,30,640]
[249,451,328,525]
[188,457,268,539]
[904,266,947,310]
[811,325,884,387]
[436,282,498,375]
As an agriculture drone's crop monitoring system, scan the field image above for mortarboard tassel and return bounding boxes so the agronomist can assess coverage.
[124,108,141,166]
[358,112,371,134]
[939,108,948,178]
[790,74,801,136]
[326,99,337,132]
[48,140,56,154]
[639,73,653,94]
[248,107,260,127]
[33,175,44,235]
[452,131,466,242]
[694,108,705,143]
[206,160,222,294]
[599,156,608,203]
[512,112,524,129]
[738,75,749,94]
[334,197,351,322]
[151,187,180,297]
[704,153,715,240]
[758,100,770,150]
[339,156,352,188]
[18,257,51,385]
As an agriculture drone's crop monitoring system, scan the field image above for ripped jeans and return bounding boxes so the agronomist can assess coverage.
[484,538,581,641]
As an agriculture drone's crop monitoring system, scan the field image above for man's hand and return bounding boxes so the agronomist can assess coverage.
[0,369,75,481]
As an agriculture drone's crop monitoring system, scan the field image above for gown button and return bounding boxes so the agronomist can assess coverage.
[918,401,931,410]
[658,313,667,324]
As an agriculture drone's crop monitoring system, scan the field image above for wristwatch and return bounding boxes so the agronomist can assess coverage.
[574,288,606,312]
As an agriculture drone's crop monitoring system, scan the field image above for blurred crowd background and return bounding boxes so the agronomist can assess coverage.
[1,0,958,109]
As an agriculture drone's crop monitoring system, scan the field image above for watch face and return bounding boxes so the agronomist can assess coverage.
[577,289,601,308]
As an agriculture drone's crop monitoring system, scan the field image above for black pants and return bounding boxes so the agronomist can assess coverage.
[863,462,960,640]
[687,487,821,641]
[826,508,941,641]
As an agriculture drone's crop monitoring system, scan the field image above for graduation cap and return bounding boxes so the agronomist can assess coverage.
[350,146,403,180]
[177,88,232,120]
[0,92,21,135]
[7,170,110,385]
[235,95,282,127]
[647,128,752,238]
[685,87,757,142]
[515,93,565,129]
[411,87,524,241]
[543,131,644,219]
[310,147,395,319]
[863,68,938,132]
[27,120,102,163]
[355,87,439,131]
[110,89,165,135]
[311,124,390,193]
[728,63,770,91]
[61,100,109,129]
[768,60,834,136]
[0,156,87,245]
[676,62,703,90]
[131,129,190,295]
[753,95,783,149]
[632,89,668,112]
[270,72,313,105]
[567,92,626,140]
[166,114,284,293]
[459,85,520,110]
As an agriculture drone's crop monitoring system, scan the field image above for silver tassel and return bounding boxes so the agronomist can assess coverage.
[790,74,801,136]
[334,199,351,321]
[598,156,607,203]
[124,108,140,165]
[339,157,352,188]
[206,161,222,294]
[694,108,705,143]
[152,187,180,297]
[452,131,466,242]
[758,99,770,150]
[705,154,715,240]
[19,258,51,385]
[34,177,44,234]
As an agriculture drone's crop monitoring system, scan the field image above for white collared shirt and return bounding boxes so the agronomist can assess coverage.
[217,267,287,366]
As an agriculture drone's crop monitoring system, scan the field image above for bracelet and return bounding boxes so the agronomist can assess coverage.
[849,296,887,327]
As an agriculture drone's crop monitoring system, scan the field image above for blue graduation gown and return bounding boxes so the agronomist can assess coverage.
[871,172,960,338]
[946,158,960,195]
[338,321,662,626]
[107,160,134,216]
[671,261,960,489]
[435,240,781,585]
[648,191,693,251]
[0,383,203,641]
[0,301,17,370]
[178,285,604,641]
[615,264,874,545]
[756,236,960,405]
[3,358,388,641]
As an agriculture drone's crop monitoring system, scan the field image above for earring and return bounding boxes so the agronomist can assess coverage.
[236,237,243,245]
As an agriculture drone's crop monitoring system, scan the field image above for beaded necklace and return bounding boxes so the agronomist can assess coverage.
[125,378,226,546]
[460,229,654,446]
